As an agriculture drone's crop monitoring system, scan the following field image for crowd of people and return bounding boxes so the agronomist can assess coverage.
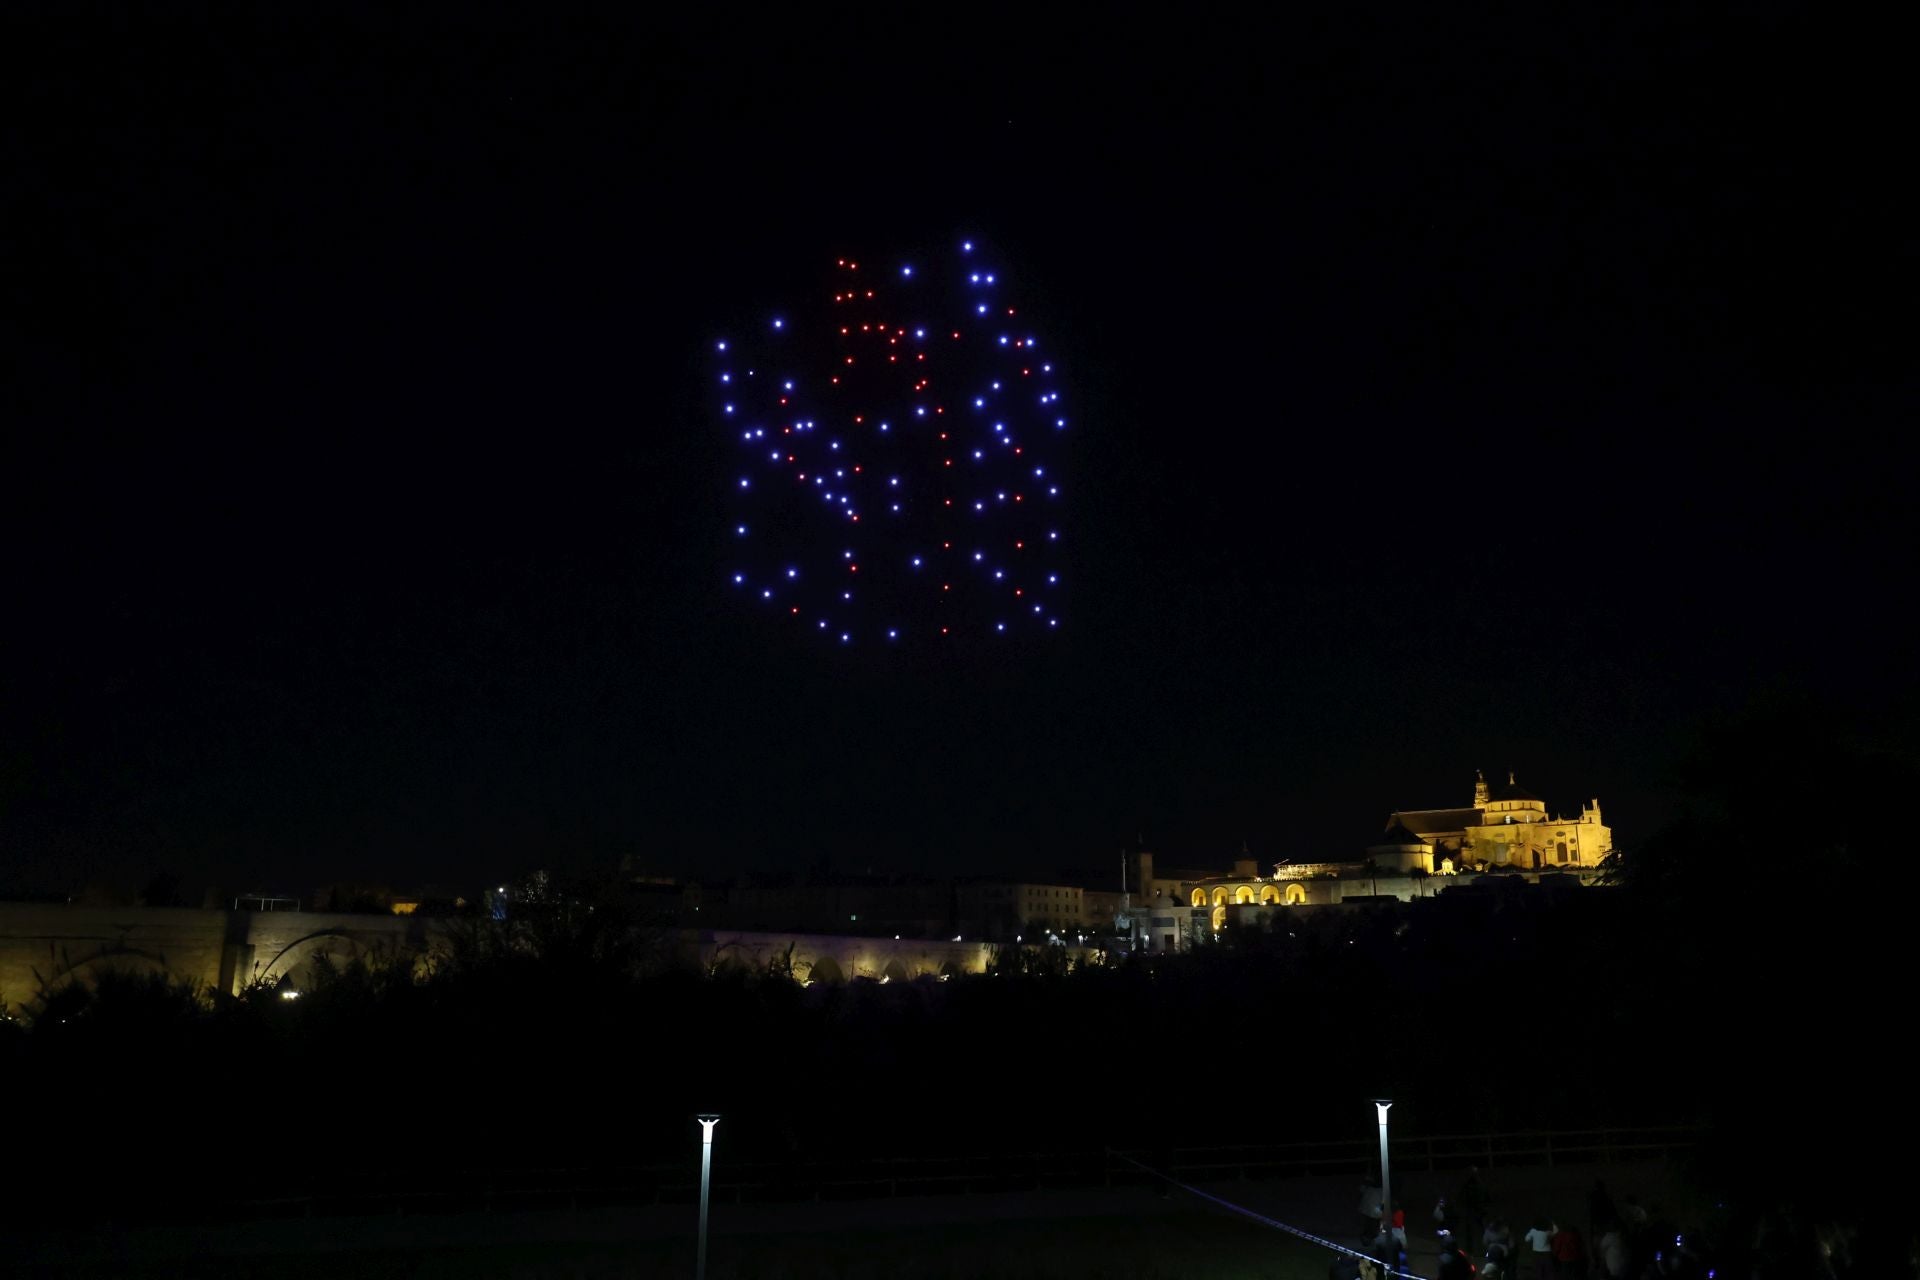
[1347,1171,1709,1280]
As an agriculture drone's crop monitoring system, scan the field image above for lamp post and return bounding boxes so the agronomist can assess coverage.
[696,1113,720,1280]
[1372,1099,1393,1256]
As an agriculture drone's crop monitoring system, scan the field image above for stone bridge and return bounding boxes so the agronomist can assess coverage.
[0,905,1000,1016]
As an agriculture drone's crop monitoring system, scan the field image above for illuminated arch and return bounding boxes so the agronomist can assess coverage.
[804,956,846,985]
[881,958,910,984]
[1283,883,1308,906]
[1190,888,1208,907]
[1210,905,1227,931]
[1259,884,1280,904]
[44,944,172,985]
[1211,887,1230,906]
[1234,885,1255,904]
[255,930,370,988]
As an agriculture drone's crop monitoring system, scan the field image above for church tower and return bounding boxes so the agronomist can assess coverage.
[1473,769,1489,808]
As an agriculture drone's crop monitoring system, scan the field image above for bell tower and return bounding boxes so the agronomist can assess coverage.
[1473,769,1489,808]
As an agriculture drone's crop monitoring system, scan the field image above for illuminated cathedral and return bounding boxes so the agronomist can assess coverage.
[1387,769,1612,872]
[1124,770,1614,951]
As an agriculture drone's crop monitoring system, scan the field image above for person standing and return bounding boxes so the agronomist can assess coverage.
[1549,1220,1585,1278]
[1524,1218,1555,1280]
[1483,1217,1515,1278]
[1594,1225,1629,1279]
[1358,1174,1385,1243]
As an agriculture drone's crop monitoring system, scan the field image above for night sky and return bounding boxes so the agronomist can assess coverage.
[5,7,1909,898]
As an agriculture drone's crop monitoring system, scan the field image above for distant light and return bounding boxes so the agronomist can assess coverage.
[961,240,973,252]
[732,574,744,585]
[976,303,988,314]
[901,265,913,277]
[786,567,798,579]
[280,989,301,1000]
[736,525,747,536]
[724,404,734,414]
[738,478,749,489]
[888,629,898,640]
[716,341,728,351]
[771,318,784,329]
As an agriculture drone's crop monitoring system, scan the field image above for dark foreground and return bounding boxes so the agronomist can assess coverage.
[13,1160,1682,1280]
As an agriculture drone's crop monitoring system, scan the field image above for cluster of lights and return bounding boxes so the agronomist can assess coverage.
[715,239,1068,645]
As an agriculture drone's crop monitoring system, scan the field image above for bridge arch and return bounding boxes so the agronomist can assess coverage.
[804,955,846,985]
[47,944,173,985]
[254,930,372,989]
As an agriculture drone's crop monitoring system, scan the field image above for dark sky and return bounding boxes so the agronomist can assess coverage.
[4,6,1910,897]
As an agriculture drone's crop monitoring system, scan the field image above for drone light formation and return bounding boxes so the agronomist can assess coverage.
[714,239,1068,646]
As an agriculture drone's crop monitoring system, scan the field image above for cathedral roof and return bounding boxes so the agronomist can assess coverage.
[1394,807,1482,835]
[1374,818,1431,848]
[1487,778,1541,803]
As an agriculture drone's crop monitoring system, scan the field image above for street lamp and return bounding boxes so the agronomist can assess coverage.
[1372,1099,1394,1255]
[696,1113,720,1280]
